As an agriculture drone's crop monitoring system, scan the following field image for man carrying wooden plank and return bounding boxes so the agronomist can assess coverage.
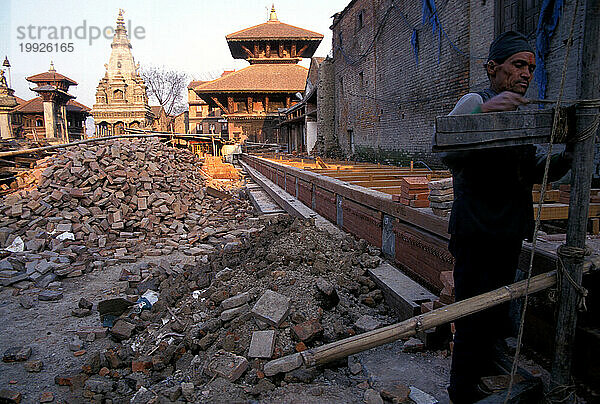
[441,31,573,403]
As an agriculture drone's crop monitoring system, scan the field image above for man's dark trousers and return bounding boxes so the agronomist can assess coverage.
[447,235,523,403]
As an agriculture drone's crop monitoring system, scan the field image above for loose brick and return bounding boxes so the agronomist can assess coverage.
[110,319,136,341]
[24,360,43,372]
[263,352,303,376]
[291,319,323,342]
[0,389,22,403]
[251,290,290,327]
[206,351,248,382]
[248,330,276,358]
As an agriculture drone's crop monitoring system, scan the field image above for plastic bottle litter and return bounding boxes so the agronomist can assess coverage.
[134,289,159,313]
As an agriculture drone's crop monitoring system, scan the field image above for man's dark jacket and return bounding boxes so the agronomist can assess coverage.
[442,89,571,241]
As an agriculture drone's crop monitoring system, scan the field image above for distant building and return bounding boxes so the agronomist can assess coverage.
[150,105,174,132]
[0,63,89,143]
[173,110,188,134]
[279,57,324,153]
[91,10,153,136]
[12,96,89,142]
[191,5,323,145]
[187,79,227,137]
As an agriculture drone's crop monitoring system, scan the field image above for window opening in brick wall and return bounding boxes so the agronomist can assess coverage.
[359,72,364,90]
[495,0,541,38]
[348,129,355,154]
[356,10,364,31]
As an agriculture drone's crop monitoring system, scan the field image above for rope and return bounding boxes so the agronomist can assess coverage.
[503,0,581,402]
[546,383,577,403]
[556,244,593,311]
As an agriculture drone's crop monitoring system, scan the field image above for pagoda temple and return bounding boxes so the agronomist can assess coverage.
[23,63,87,143]
[91,10,153,136]
[192,5,323,143]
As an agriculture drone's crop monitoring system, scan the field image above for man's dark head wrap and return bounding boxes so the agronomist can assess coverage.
[487,31,534,64]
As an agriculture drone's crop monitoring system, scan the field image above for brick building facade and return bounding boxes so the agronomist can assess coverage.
[328,0,592,172]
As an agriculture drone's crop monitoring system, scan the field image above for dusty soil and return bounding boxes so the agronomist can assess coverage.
[0,263,122,402]
[0,215,454,403]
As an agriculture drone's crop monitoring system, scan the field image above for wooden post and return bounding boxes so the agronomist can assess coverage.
[551,0,600,397]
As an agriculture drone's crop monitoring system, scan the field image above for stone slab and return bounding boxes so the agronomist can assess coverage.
[248,330,276,359]
[206,351,248,382]
[251,290,290,327]
[220,304,249,322]
[368,261,437,320]
[221,292,250,310]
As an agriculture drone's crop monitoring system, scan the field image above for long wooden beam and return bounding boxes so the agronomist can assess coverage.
[264,258,598,373]
[349,179,420,188]
[311,168,433,174]
[241,45,254,58]
[534,203,600,221]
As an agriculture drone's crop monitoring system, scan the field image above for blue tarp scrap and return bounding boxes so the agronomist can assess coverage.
[422,0,442,62]
[535,0,565,100]
[411,29,419,65]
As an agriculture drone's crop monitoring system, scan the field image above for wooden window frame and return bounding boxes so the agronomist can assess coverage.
[495,0,541,38]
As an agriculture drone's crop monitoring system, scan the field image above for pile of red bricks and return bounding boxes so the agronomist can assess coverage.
[0,138,209,288]
[202,156,240,180]
[393,176,430,208]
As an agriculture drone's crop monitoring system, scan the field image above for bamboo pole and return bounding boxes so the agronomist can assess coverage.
[0,131,223,159]
[0,133,166,158]
[297,259,597,368]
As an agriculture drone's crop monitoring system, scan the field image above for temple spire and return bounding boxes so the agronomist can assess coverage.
[116,9,126,31]
[269,4,278,21]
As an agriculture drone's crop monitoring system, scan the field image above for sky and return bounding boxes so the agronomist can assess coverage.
[0,0,350,109]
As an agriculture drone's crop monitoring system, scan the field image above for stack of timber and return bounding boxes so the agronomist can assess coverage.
[532,183,560,203]
[558,185,600,204]
[393,176,430,208]
[0,139,51,195]
[559,184,571,204]
[201,155,240,180]
[428,178,454,217]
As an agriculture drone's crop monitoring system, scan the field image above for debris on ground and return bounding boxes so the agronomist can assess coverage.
[0,139,453,402]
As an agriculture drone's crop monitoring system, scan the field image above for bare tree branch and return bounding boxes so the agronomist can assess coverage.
[139,65,188,116]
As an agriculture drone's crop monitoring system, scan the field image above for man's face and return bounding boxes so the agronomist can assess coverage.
[488,52,536,95]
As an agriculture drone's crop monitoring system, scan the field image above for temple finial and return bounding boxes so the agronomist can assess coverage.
[117,9,125,28]
[269,4,278,21]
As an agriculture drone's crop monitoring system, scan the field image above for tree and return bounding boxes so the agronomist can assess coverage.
[139,65,188,116]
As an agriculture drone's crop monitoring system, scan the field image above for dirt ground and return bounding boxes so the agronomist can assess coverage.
[0,234,453,404]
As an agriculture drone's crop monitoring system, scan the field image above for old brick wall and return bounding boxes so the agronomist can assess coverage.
[469,0,495,91]
[332,0,470,167]
[330,0,596,175]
